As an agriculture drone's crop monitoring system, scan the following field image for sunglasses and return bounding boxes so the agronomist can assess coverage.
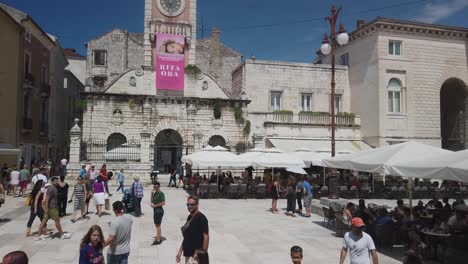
[186,203,197,207]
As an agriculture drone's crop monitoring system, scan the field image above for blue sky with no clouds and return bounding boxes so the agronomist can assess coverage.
[2,0,468,62]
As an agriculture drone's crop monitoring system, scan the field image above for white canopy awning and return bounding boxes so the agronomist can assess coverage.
[323,141,452,176]
[183,146,250,168]
[267,138,371,153]
[389,149,468,182]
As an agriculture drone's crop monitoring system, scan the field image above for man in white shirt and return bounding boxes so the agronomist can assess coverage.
[32,168,48,186]
[340,217,379,264]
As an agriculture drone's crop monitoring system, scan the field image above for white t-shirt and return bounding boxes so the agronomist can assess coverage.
[10,170,20,184]
[61,159,67,166]
[342,231,376,264]
[89,170,98,180]
[32,174,48,186]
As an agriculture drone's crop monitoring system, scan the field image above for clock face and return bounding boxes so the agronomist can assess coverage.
[159,0,184,17]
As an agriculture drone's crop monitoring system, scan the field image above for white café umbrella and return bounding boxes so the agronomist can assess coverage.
[389,149,468,182]
[286,167,307,175]
[184,146,250,168]
[252,148,306,168]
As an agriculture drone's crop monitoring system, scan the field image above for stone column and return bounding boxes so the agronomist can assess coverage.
[67,118,82,177]
[140,129,151,163]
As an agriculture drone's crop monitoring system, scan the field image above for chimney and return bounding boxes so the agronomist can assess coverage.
[209,28,222,80]
[357,19,365,30]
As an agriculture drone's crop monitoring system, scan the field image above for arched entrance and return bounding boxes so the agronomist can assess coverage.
[440,78,468,151]
[154,129,183,173]
[208,135,226,147]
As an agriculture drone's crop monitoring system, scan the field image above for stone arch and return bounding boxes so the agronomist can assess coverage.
[440,77,468,150]
[104,125,131,141]
[153,128,184,173]
[107,133,127,151]
[208,135,227,147]
[152,118,186,143]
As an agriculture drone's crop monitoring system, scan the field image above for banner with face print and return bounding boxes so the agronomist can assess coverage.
[156,33,185,90]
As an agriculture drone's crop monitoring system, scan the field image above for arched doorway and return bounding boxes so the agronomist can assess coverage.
[208,135,226,147]
[154,129,183,173]
[440,78,468,151]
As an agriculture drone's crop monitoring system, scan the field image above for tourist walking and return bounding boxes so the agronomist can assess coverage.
[69,177,88,223]
[296,177,303,215]
[286,176,297,217]
[56,176,69,217]
[93,177,106,217]
[116,169,125,193]
[339,217,379,264]
[80,165,87,180]
[177,164,185,188]
[302,177,312,217]
[19,165,30,197]
[84,179,93,215]
[88,165,98,185]
[9,167,20,197]
[100,164,111,196]
[131,176,144,217]
[36,177,71,240]
[79,225,105,264]
[26,180,44,237]
[271,176,279,214]
[176,196,209,264]
[104,201,133,264]
[168,166,177,187]
[290,245,303,264]
[31,167,47,186]
[151,181,165,245]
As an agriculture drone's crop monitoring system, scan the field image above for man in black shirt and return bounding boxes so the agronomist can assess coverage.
[176,196,209,263]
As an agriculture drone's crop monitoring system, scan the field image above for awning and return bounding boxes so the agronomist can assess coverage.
[267,138,371,153]
[0,143,21,155]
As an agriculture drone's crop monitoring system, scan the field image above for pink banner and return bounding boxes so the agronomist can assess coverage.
[155,33,185,90]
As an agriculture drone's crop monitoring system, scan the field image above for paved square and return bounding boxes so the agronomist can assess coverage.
[0,182,402,263]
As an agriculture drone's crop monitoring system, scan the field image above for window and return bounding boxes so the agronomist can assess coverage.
[92,76,107,88]
[25,31,31,42]
[24,52,31,75]
[271,92,282,111]
[23,95,30,117]
[340,53,349,66]
[107,133,127,151]
[301,93,313,111]
[93,50,107,66]
[334,95,342,113]
[388,40,401,56]
[41,65,48,84]
[388,78,402,113]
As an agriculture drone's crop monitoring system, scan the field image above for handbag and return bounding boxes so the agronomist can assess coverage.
[25,194,32,206]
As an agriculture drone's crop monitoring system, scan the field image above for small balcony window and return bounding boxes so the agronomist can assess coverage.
[388,40,401,56]
[93,50,107,66]
[271,92,282,111]
[301,93,313,111]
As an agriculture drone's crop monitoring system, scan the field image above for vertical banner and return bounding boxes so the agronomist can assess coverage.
[155,33,185,91]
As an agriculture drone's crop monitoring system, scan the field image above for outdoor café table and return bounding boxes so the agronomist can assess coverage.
[419,229,451,262]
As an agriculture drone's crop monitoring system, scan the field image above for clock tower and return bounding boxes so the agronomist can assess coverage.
[143,0,197,67]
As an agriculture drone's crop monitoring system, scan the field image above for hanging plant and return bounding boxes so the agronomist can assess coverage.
[74,99,87,112]
[243,120,251,136]
[234,106,244,124]
[213,99,222,119]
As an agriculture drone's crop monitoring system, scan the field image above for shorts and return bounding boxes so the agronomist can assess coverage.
[47,208,60,220]
[304,195,313,208]
[20,180,28,189]
[153,207,164,225]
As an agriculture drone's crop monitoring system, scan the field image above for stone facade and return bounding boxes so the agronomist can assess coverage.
[318,18,468,150]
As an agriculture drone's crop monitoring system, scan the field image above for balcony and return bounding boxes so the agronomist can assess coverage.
[40,83,51,97]
[264,112,360,127]
[22,118,33,131]
[40,121,48,136]
[24,72,35,86]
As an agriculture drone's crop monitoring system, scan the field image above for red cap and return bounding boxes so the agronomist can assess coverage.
[351,217,365,227]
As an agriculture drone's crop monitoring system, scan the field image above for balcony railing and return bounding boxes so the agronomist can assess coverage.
[22,118,33,131]
[264,112,360,127]
[40,83,51,97]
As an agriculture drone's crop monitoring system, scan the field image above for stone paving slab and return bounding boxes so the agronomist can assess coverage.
[0,182,403,264]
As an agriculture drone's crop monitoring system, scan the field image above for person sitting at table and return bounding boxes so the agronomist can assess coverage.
[375,208,393,225]
[442,197,452,210]
[448,205,468,233]
[209,172,216,184]
[413,200,425,214]
[425,200,435,209]
[354,199,374,225]
[201,175,208,184]
[342,203,354,224]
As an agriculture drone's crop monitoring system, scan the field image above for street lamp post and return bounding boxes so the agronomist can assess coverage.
[320,5,349,198]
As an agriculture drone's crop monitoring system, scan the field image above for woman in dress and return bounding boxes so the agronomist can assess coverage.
[79,225,105,264]
[69,177,87,223]
[9,168,20,197]
[26,180,44,236]
[92,176,105,217]
[56,176,69,217]
[271,176,280,214]
[342,202,354,226]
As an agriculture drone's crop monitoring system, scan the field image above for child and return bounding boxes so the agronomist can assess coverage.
[79,225,105,264]
[290,245,303,264]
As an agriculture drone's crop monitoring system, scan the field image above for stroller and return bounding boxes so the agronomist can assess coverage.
[122,188,134,213]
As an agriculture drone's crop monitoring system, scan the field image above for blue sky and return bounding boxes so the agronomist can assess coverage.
[3,0,468,62]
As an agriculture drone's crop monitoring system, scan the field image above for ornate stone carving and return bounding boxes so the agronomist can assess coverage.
[212,118,223,130]
[129,76,136,87]
[135,66,144,76]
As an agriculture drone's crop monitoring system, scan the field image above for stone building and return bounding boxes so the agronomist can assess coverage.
[317,18,468,150]
[68,0,249,176]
